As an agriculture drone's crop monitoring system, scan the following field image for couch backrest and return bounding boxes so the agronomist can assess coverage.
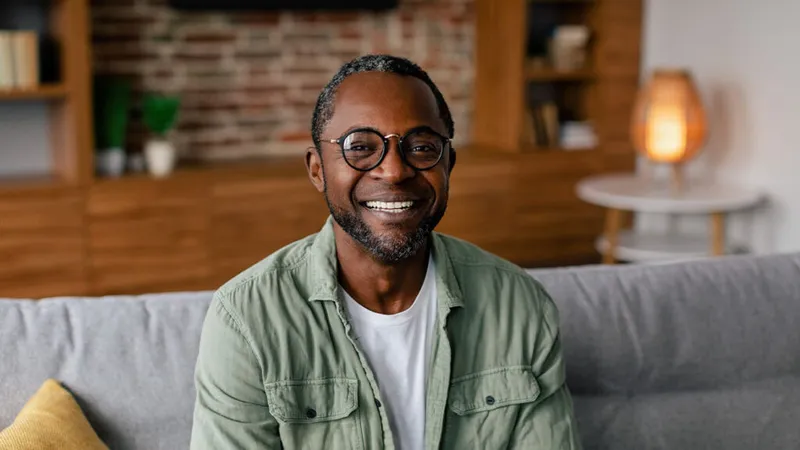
[0,292,214,450]
[529,252,800,450]
[2,253,799,450]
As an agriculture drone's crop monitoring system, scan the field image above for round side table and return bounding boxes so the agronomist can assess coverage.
[576,173,765,264]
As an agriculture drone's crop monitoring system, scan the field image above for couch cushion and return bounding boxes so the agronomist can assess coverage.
[0,292,213,450]
[571,376,800,450]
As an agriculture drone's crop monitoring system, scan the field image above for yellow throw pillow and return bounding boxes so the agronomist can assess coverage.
[0,379,108,450]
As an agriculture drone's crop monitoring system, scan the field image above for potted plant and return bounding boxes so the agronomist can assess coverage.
[93,76,131,177]
[142,94,181,178]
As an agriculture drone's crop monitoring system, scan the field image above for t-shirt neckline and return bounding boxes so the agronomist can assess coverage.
[341,254,436,327]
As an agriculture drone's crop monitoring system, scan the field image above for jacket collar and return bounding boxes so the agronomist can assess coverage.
[308,216,464,310]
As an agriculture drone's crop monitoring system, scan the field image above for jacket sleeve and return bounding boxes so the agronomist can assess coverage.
[190,296,282,449]
[510,285,583,450]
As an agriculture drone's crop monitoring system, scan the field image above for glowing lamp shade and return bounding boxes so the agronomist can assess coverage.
[631,70,707,164]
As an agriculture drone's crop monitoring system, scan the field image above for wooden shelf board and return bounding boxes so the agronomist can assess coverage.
[93,156,309,186]
[0,173,70,196]
[525,67,597,82]
[0,84,69,101]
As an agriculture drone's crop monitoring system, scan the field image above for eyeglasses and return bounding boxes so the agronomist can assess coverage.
[323,126,450,172]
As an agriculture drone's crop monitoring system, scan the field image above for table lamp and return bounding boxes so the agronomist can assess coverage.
[630,69,708,192]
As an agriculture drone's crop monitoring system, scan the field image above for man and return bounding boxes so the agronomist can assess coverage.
[191,54,582,449]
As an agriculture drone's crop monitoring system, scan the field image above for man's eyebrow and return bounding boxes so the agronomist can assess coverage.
[340,125,381,136]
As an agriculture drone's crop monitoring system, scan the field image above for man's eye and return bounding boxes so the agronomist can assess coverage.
[346,144,374,152]
[411,144,436,153]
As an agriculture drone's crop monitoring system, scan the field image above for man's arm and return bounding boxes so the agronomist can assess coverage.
[510,287,583,450]
[190,297,281,449]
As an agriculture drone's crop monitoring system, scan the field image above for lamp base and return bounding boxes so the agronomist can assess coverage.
[671,163,684,194]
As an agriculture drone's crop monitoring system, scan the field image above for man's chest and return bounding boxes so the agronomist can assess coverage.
[254,299,539,450]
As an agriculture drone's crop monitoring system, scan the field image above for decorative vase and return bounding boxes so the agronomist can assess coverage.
[144,138,176,178]
[96,147,126,178]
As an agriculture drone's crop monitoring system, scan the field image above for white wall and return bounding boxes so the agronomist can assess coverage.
[639,0,800,253]
[0,103,52,177]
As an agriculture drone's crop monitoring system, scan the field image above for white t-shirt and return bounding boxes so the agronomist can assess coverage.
[341,255,437,450]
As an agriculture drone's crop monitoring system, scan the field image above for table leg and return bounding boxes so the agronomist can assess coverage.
[603,208,622,264]
[711,212,725,256]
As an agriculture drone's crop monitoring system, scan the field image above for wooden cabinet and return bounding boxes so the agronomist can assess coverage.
[87,177,211,295]
[0,151,618,298]
[440,150,607,267]
[0,189,86,298]
[210,169,328,285]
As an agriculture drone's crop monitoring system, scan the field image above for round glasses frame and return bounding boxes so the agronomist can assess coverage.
[323,126,451,172]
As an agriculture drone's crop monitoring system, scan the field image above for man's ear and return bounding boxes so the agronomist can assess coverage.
[447,148,457,175]
[305,146,325,193]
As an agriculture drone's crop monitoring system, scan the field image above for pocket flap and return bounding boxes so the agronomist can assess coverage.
[265,378,358,423]
[449,366,540,415]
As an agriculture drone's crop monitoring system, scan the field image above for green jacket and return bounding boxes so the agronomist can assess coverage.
[191,217,582,449]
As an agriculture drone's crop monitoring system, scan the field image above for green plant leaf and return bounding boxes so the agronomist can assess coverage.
[93,76,132,149]
[142,94,181,136]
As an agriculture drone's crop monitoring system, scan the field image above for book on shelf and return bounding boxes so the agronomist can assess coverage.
[524,102,561,149]
[540,102,560,148]
[0,32,13,89]
[0,30,40,90]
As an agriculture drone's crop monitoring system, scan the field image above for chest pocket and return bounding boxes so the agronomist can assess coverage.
[445,367,541,448]
[265,378,362,450]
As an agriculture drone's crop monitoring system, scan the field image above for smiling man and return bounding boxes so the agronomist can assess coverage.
[190,55,582,450]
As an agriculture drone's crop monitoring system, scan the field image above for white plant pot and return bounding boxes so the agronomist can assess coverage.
[97,147,126,178]
[144,139,176,178]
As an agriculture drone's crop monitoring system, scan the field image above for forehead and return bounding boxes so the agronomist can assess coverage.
[324,71,445,136]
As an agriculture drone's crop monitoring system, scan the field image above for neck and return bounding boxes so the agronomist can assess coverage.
[334,225,430,315]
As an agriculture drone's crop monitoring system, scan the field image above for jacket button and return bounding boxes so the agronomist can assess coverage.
[306,408,317,419]
[485,396,496,406]
[375,399,382,408]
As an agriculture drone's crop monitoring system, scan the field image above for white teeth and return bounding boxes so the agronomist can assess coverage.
[365,200,414,212]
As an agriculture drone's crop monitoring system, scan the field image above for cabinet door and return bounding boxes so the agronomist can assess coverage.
[211,174,328,285]
[508,151,605,267]
[87,177,211,295]
[437,155,516,249]
[0,189,86,298]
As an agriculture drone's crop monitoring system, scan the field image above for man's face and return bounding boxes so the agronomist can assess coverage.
[306,72,455,263]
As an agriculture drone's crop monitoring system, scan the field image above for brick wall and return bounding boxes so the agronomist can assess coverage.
[91,0,475,162]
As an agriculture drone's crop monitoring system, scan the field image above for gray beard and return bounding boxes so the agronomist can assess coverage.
[324,191,445,264]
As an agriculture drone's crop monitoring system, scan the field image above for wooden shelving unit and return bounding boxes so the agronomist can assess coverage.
[0,0,642,298]
[0,0,93,192]
[474,0,640,153]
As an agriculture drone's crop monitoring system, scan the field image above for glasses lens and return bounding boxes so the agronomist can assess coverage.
[341,130,384,170]
[402,130,445,169]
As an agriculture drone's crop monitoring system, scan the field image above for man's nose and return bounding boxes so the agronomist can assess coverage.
[370,138,415,183]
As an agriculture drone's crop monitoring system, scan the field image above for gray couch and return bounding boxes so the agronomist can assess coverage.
[2,252,800,449]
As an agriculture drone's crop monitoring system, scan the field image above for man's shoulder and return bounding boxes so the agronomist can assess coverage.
[213,232,318,303]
